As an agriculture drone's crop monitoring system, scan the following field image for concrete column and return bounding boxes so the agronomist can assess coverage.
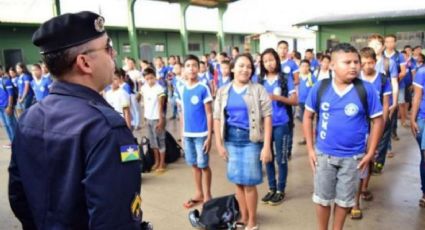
[128,0,140,60]
[179,1,190,56]
[217,4,228,52]
[52,0,61,16]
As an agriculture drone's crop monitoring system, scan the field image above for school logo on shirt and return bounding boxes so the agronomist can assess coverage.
[120,145,140,163]
[273,87,281,95]
[40,86,45,92]
[344,103,359,116]
[191,95,199,105]
[283,66,291,74]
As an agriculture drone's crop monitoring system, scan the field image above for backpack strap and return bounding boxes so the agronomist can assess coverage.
[383,57,390,78]
[380,73,387,105]
[315,78,331,113]
[352,78,369,118]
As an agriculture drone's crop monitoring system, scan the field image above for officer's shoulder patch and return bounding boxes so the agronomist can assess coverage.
[131,193,143,221]
[89,101,126,128]
[120,144,140,163]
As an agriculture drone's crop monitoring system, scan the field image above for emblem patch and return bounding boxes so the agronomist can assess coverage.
[120,144,140,162]
[94,16,105,32]
[131,193,143,221]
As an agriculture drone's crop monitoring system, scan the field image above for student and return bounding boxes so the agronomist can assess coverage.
[125,58,142,130]
[400,50,414,127]
[15,62,34,117]
[303,43,384,230]
[8,67,18,88]
[413,46,423,62]
[277,40,299,85]
[305,49,320,73]
[258,48,297,206]
[315,55,332,81]
[105,68,132,129]
[215,60,231,93]
[139,59,151,74]
[141,67,167,173]
[297,59,317,145]
[154,56,168,89]
[232,46,240,60]
[171,63,184,120]
[167,55,177,73]
[0,64,17,148]
[198,61,211,87]
[292,51,302,66]
[177,55,213,209]
[30,63,52,102]
[40,61,52,81]
[214,54,272,230]
[410,64,425,208]
[416,54,425,70]
[351,47,392,219]
[368,33,399,173]
[384,34,406,141]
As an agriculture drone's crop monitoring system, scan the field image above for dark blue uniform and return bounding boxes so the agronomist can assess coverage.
[9,81,142,229]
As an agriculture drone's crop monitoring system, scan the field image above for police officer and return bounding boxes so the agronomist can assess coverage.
[8,11,146,229]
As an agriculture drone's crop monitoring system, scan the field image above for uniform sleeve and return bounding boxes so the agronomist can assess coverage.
[202,85,213,104]
[291,61,299,73]
[389,59,399,78]
[84,129,142,229]
[5,79,14,96]
[287,76,296,95]
[383,78,392,95]
[366,83,383,118]
[120,91,130,108]
[413,69,425,89]
[305,83,319,113]
[23,74,31,83]
[8,144,37,229]
[399,53,406,65]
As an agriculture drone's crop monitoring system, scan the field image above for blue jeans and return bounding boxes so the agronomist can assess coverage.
[415,118,425,194]
[0,107,17,142]
[184,136,209,169]
[266,124,290,192]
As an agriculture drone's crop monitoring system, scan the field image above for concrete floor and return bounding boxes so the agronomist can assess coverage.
[1,116,425,229]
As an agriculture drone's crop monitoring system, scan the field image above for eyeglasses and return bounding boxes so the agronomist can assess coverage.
[82,38,115,57]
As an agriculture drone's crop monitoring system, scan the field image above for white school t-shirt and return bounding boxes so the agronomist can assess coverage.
[105,88,131,117]
[141,83,165,120]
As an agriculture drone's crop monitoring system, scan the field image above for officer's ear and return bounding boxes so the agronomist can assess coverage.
[74,54,94,75]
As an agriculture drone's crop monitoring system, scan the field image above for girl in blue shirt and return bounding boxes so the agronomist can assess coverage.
[15,62,34,117]
[258,48,298,206]
[31,64,52,102]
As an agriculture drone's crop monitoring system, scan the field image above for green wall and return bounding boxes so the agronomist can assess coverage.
[317,19,425,51]
[0,23,246,68]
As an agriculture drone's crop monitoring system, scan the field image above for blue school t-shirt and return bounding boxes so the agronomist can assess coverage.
[310,59,320,72]
[31,77,52,102]
[121,82,132,95]
[198,73,210,86]
[12,77,18,88]
[263,75,295,126]
[305,79,383,157]
[298,73,317,103]
[176,82,212,137]
[281,59,299,80]
[217,75,231,89]
[375,58,398,79]
[17,73,33,98]
[360,72,392,102]
[226,86,249,130]
[0,77,14,108]
[413,67,425,119]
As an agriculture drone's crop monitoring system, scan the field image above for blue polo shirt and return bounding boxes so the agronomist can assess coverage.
[298,73,317,103]
[0,77,14,108]
[31,77,53,102]
[360,72,392,102]
[217,75,231,89]
[305,79,383,157]
[281,59,299,80]
[413,67,425,119]
[17,73,34,98]
[262,75,295,126]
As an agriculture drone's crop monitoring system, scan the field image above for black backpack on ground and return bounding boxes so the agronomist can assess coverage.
[165,131,184,163]
[139,136,155,173]
[188,195,240,230]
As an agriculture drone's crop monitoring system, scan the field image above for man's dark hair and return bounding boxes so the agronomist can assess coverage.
[114,67,126,78]
[320,54,331,62]
[305,48,314,53]
[277,40,289,47]
[183,54,200,66]
[219,52,228,58]
[331,43,358,55]
[360,47,377,61]
[41,48,78,77]
[142,67,156,77]
[221,60,230,66]
[140,60,149,65]
[385,34,397,41]
[404,45,412,50]
[199,61,205,65]
[294,51,301,60]
[300,59,311,66]
[32,63,41,69]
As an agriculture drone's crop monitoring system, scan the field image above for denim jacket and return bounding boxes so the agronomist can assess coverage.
[213,82,272,143]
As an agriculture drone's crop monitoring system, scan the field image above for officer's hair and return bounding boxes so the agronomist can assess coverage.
[277,40,289,47]
[385,34,397,41]
[368,33,384,45]
[142,67,156,77]
[183,54,200,67]
[41,43,87,78]
[300,59,311,66]
[230,53,255,81]
[360,47,377,61]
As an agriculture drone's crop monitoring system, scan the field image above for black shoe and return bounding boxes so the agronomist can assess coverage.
[261,190,276,204]
[268,191,285,205]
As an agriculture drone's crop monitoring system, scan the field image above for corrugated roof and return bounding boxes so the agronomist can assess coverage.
[295,8,425,27]
[152,0,239,8]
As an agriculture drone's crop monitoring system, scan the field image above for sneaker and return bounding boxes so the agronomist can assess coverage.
[268,191,285,205]
[261,190,275,204]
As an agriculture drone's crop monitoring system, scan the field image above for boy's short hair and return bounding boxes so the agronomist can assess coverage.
[199,61,205,65]
[210,51,217,56]
[114,67,126,78]
[385,34,397,41]
[232,47,239,52]
[294,51,301,60]
[320,54,331,61]
[140,59,149,65]
[316,52,323,60]
[32,63,41,69]
[143,67,156,77]
[277,40,289,47]
[300,59,311,66]
[367,33,384,45]
[359,47,377,61]
[174,62,182,67]
[331,43,359,56]
[127,57,136,63]
[305,48,314,53]
[404,45,412,50]
[219,52,228,58]
[401,50,407,55]
[414,45,423,50]
[169,55,176,59]
[221,60,230,66]
[183,54,200,66]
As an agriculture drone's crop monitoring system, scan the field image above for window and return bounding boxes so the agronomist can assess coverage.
[155,43,165,52]
[188,43,200,52]
[122,43,131,53]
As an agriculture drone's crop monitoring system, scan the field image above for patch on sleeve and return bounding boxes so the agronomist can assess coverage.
[120,144,140,162]
[131,193,143,221]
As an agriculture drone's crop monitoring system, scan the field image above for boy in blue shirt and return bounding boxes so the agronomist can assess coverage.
[303,43,384,230]
[177,55,213,209]
[214,60,231,93]
[0,65,17,148]
[298,59,317,145]
[31,64,52,102]
[305,49,320,73]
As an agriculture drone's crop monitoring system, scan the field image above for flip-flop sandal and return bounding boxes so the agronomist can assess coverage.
[361,191,374,201]
[183,198,203,209]
[235,222,245,229]
[419,198,425,208]
[351,209,363,220]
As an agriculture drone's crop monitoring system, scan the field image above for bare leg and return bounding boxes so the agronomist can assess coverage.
[244,185,258,228]
[152,148,160,170]
[353,179,362,211]
[316,204,331,230]
[158,150,166,170]
[202,166,212,202]
[235,185,248,225]
[192,166,204,200]
[333,205,349,230]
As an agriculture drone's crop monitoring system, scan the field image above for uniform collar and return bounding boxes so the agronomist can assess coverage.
[49,81,108,105]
